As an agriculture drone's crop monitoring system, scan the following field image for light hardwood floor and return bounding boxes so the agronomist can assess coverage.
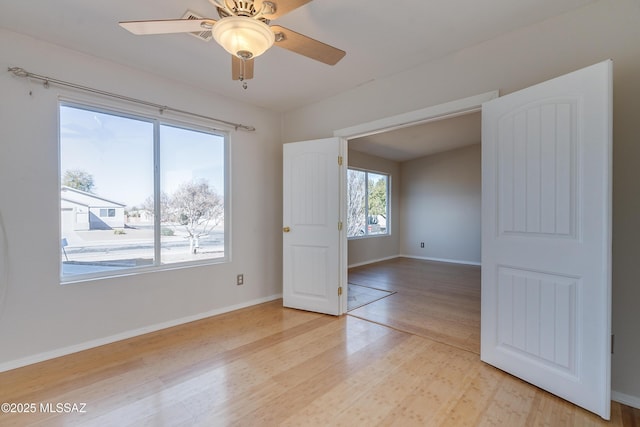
[349,258,481,354]
[0,260,638,426]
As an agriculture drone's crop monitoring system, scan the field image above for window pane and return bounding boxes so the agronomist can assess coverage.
[347,169,366,237]
[60,105,154,279]
[367,173,388,235]
[159,124,225,264]
[347,168,390,239]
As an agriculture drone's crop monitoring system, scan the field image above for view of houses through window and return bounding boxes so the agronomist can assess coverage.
[59,103,227,281]
[347,168,389,238]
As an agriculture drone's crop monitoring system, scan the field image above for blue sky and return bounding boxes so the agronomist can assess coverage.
[60,104,225,207]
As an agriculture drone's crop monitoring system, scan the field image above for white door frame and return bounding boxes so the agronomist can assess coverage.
[333,91,499,314]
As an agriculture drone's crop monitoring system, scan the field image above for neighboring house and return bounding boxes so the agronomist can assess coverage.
[126,208,153,224]
[60,186,126,231]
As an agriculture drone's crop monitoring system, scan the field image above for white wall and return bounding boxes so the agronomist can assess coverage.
[400,144,481,264]
[0,29,283,369]
[282,0,640,406]
[347,149,400,267]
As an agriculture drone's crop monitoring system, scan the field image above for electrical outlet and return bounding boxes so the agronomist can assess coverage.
[420,242,425,248]
[236,274,244,286]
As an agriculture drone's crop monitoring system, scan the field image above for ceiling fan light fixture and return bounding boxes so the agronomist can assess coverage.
[212,16,275,59]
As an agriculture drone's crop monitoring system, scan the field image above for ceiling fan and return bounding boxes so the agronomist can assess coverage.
[119,0,346,88]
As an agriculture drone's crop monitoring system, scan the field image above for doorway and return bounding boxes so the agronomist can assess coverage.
[338,96,489,353]
[334,91,497,315]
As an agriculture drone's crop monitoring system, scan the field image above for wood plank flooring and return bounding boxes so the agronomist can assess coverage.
[347,283,394,311]
[349,257,481,353]
[0,259,638,426]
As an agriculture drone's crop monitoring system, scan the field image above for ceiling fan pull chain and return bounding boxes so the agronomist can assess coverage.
[239,59,248,90]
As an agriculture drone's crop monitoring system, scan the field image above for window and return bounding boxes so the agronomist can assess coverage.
[99,209,116,218]
[59,102,227,281]
[347,168,389,238]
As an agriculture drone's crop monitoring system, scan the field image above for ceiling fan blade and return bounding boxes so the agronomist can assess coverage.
[119,19,216,35]
[232,56,254,80]
[255,0,312,19]
[270,25,345,65]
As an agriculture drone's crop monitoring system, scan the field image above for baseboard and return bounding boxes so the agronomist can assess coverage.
[0,293,283,374]
[348,255,401,269]
[612,390,640,409]
[400,254,481,266]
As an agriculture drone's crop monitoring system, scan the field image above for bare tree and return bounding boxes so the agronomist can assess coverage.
[347,170,366,237]
[141,180,223,253]
[164,180,224,253]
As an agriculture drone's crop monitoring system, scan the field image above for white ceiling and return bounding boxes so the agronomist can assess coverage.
[0,0,597,113]
[349,112,481,162]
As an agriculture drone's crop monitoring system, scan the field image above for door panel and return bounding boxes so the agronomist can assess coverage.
[482,60,612,419]
[283,138,343,315]
[291,246,328,298]
[497,267,578,376]
[497,100,577,237]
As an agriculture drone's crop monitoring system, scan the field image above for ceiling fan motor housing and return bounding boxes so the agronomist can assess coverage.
[216,1,262,19]
[234,1,257,16]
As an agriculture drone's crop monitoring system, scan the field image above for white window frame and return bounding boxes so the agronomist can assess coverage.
[99,208,116,218]
[58,98,230,284]
[347,167,390,240]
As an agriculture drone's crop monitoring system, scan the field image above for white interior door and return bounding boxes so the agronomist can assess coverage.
[481,60,612,419]
[283,137,345,315]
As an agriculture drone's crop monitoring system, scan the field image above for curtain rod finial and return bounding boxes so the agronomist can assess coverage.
[8,67,29,78]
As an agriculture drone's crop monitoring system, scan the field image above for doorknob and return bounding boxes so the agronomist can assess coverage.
[283,226,291,233]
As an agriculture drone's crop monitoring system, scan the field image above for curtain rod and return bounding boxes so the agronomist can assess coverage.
[7,66,256,132]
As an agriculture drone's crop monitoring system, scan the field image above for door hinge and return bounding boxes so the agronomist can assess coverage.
[338,286,343,296]
[338,156,343,166]
[611,334,615,354]
[338,221,343,231]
